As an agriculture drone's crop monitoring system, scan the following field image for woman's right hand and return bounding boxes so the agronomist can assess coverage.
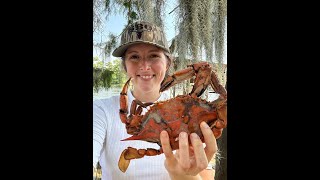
[160,121,217,180]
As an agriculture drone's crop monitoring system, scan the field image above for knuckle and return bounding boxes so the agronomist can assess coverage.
[181,165,190,172]
[198,161,208,170]
[189,171,198,176]
[203,131,214,141]
[163,150,173,159]
[195,142,203,149]
[164,153,172,159]
[179,141,189,149]
[162,140,170,146]
[206,148,216,155]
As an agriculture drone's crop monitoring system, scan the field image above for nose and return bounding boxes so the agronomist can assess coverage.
[139,59,151,71]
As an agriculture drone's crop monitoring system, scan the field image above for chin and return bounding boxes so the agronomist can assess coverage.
[139,86,155,93]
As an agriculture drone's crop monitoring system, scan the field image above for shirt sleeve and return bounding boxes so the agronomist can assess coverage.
[93,100,108,168]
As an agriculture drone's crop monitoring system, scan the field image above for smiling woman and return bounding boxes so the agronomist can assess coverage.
[93,20,217,180]
[122,43,169,102]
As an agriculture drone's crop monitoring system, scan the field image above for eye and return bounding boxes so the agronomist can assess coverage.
[131,55,139,59]
[129,55,139,61]
[149,54,160,59]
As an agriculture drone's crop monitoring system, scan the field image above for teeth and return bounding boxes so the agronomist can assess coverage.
[140,76,153,79]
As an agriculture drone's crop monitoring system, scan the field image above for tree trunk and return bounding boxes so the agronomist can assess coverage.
[215,127,227,180]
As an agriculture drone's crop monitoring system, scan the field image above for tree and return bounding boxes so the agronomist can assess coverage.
[93,57,113,93]
[105,59,127,86]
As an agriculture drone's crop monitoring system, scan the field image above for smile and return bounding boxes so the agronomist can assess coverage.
[137,75,155,80]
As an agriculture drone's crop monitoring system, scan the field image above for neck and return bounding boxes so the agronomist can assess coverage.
[132,90,161,102]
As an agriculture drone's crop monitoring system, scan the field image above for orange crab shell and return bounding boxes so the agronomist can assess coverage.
[121,94,224,150]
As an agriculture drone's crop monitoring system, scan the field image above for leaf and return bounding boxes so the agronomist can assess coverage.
[130,11,137,20]
[123,2,130,8]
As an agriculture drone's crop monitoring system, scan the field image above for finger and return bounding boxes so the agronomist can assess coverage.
[200,121,217,161]
[160,130,175,161]
[174,149,180,159]
[190,133,208,171]
[178,132,190,170]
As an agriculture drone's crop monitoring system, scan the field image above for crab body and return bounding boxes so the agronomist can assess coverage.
[123,94,224,148]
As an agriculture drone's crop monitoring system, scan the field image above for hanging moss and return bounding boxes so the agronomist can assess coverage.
[104,33,118,57]
[171,0,227,85]
[213,0,227,74]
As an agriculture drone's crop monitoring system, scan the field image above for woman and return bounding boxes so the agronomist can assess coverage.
[93,20,217,180]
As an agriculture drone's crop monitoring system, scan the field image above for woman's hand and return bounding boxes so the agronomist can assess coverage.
[160,121,217,180]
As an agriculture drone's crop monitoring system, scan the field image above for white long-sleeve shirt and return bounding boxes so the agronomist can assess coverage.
[93,90,171,180]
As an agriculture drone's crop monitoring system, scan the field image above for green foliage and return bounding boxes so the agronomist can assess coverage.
[93,56,113,92]
[129,11,138,20]
[93,67,113,93]
[125,0,139,24]
[93,57,127,92]
[106,59,127,86]
[93,56,104,68]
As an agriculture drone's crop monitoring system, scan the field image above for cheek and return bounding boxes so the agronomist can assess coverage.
[153,61,167,74]
[152,62,167,82]
[125,62,136,76]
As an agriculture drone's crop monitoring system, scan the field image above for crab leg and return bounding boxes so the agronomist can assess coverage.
[160,66,196,92]
[189,62,213,98]
[119,78,131,124]
[129,99,153,116]
[209,95,227,139]
[161,61,212,98]
[120,78,156,135]
[209,70,227,138]
[210,72,227,100]
[119,78,145,127]
[118,147,162,173]
[212,128,223,139]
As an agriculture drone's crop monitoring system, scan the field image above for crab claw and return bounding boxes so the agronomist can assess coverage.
[118,147,162,173]
[160,67,195,92]
[118,149,131,173]
[210,72,227,99]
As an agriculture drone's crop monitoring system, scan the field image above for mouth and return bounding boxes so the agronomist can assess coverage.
[137,74,156,80]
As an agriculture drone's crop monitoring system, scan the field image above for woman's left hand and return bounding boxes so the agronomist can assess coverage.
[160,121,217,179]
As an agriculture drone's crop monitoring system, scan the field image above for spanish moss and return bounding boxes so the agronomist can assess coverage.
[213,0,227,75]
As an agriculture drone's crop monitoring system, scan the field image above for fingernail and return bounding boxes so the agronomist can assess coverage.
[201,121,210,128]
[180,132,187,139]
[161,131,168,138]
[191,133,199,139]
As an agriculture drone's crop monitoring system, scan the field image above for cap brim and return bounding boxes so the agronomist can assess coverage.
[112,41,170,57]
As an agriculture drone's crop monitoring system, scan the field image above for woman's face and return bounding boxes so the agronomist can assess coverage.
[124,43,168,94]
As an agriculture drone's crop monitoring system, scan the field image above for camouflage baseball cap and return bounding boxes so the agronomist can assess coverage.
[112,21,170,57]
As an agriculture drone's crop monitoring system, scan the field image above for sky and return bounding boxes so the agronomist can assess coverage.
[93,0,227,64]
